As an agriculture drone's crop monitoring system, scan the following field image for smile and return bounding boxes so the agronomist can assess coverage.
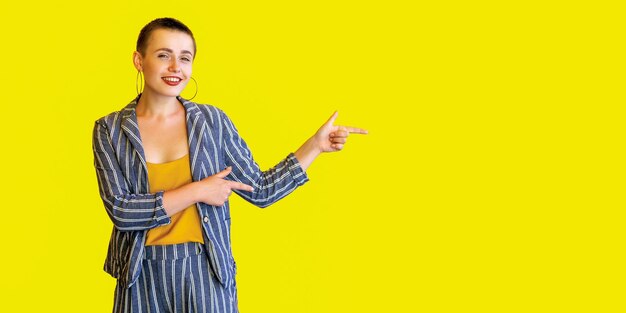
[162,77,183,86]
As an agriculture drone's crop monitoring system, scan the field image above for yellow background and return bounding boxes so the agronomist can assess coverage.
[0,0,624,312]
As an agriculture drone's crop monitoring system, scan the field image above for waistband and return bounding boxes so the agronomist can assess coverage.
[143,242,205,260]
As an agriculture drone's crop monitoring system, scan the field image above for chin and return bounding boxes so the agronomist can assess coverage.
[154,87,184,98]
[144,83,187,98]
[164,90,183,98]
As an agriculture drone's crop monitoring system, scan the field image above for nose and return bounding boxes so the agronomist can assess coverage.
[169,59,181,73]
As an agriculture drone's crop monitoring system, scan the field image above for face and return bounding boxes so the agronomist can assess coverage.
[133,29,195,99]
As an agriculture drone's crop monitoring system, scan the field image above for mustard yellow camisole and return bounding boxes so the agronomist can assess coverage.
[145,154,204,245]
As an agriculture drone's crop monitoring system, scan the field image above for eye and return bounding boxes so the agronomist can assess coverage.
[158,54,169,59]
[181,57,192,62]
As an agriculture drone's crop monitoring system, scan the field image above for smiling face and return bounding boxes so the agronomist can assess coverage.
[133,28,195,99]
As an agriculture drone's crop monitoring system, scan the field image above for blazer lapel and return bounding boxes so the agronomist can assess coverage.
[120,96,148,178]
[178,96,218,182]
[118,95,217,188]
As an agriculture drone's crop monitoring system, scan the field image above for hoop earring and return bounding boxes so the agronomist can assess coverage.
[136,71,144,95]
[186,76,198,100]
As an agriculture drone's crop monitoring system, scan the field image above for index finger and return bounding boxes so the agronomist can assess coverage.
[228,181,255,192]
[344,126,368,134]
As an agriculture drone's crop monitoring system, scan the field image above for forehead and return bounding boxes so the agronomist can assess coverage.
[146,28,194,53]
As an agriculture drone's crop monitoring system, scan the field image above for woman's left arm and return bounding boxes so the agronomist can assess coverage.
[220,110,366,208]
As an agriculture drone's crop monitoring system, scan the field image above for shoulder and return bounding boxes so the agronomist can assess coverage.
[94,110,122,128]
[194,102,225,119]
[94,96,139,129]
[183,99,231,127]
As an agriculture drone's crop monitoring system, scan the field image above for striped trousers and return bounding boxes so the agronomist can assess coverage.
[113,242,239,313]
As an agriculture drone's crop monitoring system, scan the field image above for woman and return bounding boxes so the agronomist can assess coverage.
[93,17,367,313]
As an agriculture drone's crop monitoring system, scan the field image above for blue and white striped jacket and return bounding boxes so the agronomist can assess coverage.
[93,95,309,289]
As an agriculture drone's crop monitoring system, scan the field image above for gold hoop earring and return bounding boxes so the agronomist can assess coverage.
[136,71,144,95]
[185,77,198,100]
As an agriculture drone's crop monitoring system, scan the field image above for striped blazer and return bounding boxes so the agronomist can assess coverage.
[93,95,309,289]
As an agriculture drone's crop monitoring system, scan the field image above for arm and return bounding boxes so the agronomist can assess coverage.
[92,120,171,231]
[94,120,254,226]
[221,111,309,208]
[221,110,367,208]
[161,167,253,214]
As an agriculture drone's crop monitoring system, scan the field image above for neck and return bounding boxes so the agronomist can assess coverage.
[136,89,182,117]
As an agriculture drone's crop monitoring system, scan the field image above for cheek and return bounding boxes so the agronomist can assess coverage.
[146,67,168,80]
[142,64,158,76]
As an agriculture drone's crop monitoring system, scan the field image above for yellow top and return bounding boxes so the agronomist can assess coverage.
[145,154,204,246]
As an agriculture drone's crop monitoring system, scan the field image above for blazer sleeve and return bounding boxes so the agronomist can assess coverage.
[219,110,309,208]
[93,119,171,231]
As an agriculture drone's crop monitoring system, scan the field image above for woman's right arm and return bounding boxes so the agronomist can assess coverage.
[94,120,253,231]
[161,166,253,216]
[93,120,172,231]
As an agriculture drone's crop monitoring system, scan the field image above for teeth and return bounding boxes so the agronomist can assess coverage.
[163,77,181,82]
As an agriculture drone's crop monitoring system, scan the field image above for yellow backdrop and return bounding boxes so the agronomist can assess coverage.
[0,0,623,312]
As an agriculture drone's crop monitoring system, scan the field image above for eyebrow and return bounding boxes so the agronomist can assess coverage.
[154,48,194,56]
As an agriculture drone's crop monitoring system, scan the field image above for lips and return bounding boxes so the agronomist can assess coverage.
[162,76,183,86]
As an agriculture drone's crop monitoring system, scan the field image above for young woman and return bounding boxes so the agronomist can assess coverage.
[93,17,367,313]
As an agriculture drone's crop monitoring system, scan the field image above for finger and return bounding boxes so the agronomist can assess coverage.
[345,126,368,134]
[331,130,350,138]
[214,166,232,179]
[332,143,344,151]
[324,111,339,126]
[229,181,255,192]
[330,137,347,144]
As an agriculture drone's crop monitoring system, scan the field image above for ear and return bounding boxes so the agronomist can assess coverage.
[133,51,143,72]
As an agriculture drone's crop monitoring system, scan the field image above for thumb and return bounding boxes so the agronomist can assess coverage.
[324,111,338,126]
[214,166,232,178]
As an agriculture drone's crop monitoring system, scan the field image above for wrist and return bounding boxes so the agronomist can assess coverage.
[301,137,322,157]
[310,136,324,155]
[294,137,322,172]
[187,181,202,203]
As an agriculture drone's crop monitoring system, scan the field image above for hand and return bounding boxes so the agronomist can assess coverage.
[195,166,254,206]
[313,111,368,152]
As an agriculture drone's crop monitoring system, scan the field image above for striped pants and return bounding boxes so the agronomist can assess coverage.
[113,242,239,313]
